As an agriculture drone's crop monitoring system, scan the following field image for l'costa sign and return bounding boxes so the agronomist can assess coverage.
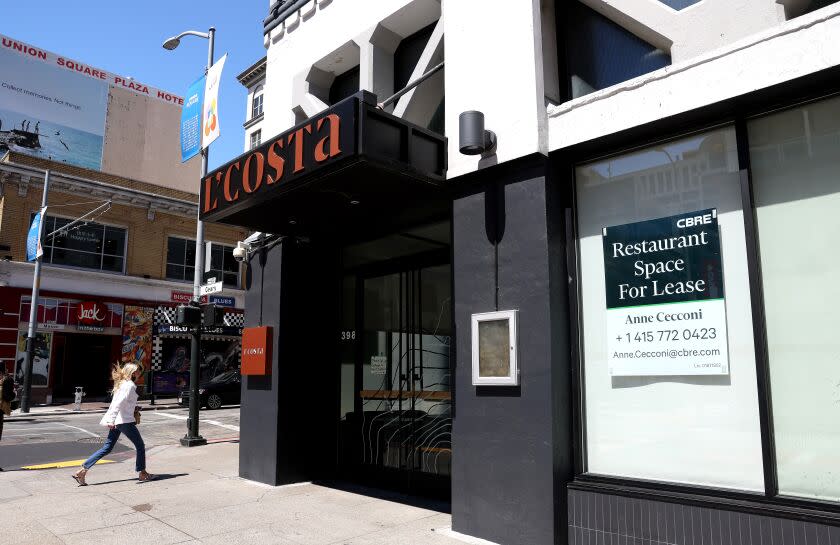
[201,98,356,220]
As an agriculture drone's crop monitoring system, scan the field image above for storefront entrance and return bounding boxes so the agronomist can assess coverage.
[51,333,116,399]
[338,224,452,496]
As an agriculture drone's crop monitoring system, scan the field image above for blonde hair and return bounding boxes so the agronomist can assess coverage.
[111,363,141,394]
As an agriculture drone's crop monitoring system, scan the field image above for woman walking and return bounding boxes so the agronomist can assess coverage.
[73,363,154,485]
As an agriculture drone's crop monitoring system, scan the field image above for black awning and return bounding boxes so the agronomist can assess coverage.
[200,91,448,237]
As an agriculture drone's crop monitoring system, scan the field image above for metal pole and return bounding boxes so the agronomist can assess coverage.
[377,61,444,109]
[20,170,50,413]
[181,27,214,447]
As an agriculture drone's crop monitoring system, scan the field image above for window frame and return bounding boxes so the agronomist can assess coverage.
[251,86,263,119]
[165,236,241,288]
[249,129,262,150]
[562,87,840,521]
[37,213,128,275]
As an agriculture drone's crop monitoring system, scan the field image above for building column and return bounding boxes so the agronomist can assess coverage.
[240,239,339,485]
[451,155,573,545]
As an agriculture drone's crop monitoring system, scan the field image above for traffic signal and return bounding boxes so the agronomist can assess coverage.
[175,304,202,326]
[201,303,224,327]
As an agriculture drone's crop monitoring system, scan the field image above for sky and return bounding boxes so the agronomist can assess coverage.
[1,0,267,171]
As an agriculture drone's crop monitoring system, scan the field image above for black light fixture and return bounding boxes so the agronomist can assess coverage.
[459,110,497,155]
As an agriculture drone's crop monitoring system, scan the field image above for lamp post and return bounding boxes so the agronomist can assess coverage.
[163,27,215,447]
[19,170,50,413]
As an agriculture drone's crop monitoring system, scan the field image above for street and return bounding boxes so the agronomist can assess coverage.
[1,406,240,471]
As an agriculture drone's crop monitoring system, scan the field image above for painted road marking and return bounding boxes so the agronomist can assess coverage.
[59,423,100,438]
[152,411,240,432]
[22,459,114,470]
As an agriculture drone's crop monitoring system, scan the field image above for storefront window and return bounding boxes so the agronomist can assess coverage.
[40,216,126,273]
[575,127,764,491]
[748,96,840,502]
[166,237,240,288]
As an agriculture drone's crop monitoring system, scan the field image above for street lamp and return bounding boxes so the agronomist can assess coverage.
[162,27,216,448]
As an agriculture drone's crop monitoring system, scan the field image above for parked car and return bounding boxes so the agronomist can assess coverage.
[178,370,241,410]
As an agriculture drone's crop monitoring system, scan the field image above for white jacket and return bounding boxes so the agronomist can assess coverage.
[99,380,138,426]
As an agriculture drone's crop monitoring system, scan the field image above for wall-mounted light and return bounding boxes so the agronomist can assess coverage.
[459,110,497,156]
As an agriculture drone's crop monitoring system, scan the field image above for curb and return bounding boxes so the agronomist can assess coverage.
[6,403,183,422]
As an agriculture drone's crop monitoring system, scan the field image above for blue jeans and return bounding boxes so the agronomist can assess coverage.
[83,423,145,472]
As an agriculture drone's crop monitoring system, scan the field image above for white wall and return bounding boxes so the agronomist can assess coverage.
[548,4,840,152]
[444,0,548,177]
[263,0,436,139]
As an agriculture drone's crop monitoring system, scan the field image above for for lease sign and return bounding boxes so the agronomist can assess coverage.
[602,209,729,376]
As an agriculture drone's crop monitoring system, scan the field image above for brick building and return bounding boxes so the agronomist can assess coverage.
[0,152,248,403]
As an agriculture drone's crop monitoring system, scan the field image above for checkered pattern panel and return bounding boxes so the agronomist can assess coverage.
[155,306,176,326]
[151,336,163,371]
[224,312,244,327]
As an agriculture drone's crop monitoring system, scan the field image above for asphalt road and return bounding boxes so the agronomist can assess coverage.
[0,406,240,471]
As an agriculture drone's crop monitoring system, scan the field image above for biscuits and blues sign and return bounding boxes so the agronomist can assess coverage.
[602,209,729,376]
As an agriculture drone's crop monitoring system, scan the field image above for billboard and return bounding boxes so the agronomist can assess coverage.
[0,34,198,191]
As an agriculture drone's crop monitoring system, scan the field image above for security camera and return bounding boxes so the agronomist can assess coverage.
[233,241,249,263]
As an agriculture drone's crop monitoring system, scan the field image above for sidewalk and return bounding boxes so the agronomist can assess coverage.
[0,440,487,545]
[7,398,182,421]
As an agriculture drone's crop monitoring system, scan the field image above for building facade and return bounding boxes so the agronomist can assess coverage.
[238,57,267,152]
[207,1,840,543]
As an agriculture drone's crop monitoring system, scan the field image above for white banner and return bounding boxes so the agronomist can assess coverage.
[201,54,226,149]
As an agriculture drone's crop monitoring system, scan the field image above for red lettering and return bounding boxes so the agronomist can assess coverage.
[287,125,312,174]
[203,173,222,213]
[241,152,265,194]
[266,140,285,184]
[224,162,241,202]
[7,40,46,60]
[315,114,342,162]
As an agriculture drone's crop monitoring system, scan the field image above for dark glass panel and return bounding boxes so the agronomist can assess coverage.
[102,255,124,273]
[51,248,101,269]
[566,1,670,98]
[167,237,186,265]
[329,66,360,105]
[221,247,238,272]
[103,227,126,257]
[167,264,185,281]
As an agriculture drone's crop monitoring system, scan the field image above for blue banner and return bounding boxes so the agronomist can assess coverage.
[26,211,42,262]
[180,75,205,162]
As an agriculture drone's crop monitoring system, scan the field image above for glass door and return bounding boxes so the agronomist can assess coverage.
[339,262,452,491]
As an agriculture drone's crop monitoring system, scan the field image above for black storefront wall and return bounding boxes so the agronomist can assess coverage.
[240,239,338,485]
[451,155,573,545]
